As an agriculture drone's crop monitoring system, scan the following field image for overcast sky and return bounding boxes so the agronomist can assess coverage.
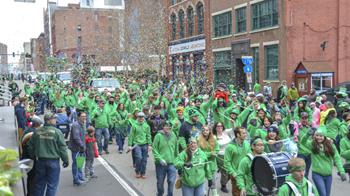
[0,0,77,63]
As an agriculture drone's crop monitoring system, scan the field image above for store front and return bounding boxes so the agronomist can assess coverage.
[294,61,335,95]
[168,36,207,83]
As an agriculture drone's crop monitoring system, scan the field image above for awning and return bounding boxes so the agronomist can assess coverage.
[299,61,334,73]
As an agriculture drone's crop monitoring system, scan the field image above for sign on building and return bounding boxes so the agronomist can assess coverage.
[169,39,206,55]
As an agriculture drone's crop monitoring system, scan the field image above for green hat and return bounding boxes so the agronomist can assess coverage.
[163,121,172,127]
[337,91,348,98]
[188,108,199,118]
[230,108,240,115]
[339,102,350,109]
[315,126,327,136]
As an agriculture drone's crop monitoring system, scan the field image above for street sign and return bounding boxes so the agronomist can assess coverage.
[241,56,253,66]
[246,72,252,83]
[243,65,253,73]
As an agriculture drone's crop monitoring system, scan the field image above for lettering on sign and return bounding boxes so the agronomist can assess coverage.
[169,39,206,55]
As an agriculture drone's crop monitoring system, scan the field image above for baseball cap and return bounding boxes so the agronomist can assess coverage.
[44,112,57,121]
[137,112,145,117]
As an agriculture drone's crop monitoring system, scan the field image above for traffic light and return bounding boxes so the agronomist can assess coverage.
[12,52,15,57]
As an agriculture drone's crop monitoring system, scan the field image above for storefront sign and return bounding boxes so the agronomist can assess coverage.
[169,39,205,55]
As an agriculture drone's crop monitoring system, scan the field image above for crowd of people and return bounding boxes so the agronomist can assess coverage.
[8,72,350,196]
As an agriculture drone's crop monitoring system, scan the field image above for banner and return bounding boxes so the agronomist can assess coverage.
[169,39,205,55]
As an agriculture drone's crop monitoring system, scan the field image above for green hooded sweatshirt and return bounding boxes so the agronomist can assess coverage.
[297,126,311,156]
[128,121,151,146]
[325,117,341,140]
[278,175,319,196]
[175,149,211,188]
[91,107,110,129]
[64,94,77,108]
[224,139,251,177]
[236,154,256,196]
[152,131,178,164]
[340,136,350,163]
[301,135,345,176]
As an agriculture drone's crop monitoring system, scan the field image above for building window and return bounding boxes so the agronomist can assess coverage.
[252,0,278,30]
[187,7,194,37]
[213,11,232,38]
[197,2,204,34]
[251,47,259,83]
[264,44,279,80]
[179,10,185,39]
[170,14,177,40]
[311,73,333,92]
[214,51,231,68]
[236,7,246,33]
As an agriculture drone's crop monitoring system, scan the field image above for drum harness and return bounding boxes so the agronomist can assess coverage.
[284,180,314,196]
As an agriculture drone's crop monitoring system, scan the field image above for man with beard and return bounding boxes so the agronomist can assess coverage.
[178,109,203,152]
[148,105,166,141]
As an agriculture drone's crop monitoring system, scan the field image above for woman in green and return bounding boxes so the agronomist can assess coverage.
[110,103,129,153]
[175,137,211,196]
[340,128,350,180]
[301,126,347,196]
[197,126,219,196]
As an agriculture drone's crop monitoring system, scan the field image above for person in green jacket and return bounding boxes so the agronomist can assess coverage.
[197,125,220,196]
[237,137,265,196]
[175,137,211,196]
[28,112,69,196]
[90,100,110,154]
[224,127,252,196]
[340,128,350,180]
[127,112,152,179]
[301,126,347,196]
[324,109,342,142]
[294,98,313,125]
[152,121,178,196]
[278,158,319,196]
[110,103,129,153]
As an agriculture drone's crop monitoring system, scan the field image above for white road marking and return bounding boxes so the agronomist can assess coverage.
[97,156,139,196]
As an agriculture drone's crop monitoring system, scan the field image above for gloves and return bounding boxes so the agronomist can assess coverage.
[184,162,193,169]
[63,161,69,168]
[160,159,167,166]
[340,173,347,182]
[208,179,213,188]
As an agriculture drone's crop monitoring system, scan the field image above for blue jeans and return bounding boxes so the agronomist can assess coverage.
[34,159,60,196]
[71,151,84,184]
[181,183,205,196]
[95,128,110,153]
[134,144,148,175]
[155,164,176,196]
[116,129,126,151]
[312,172,332,196]
[297,154,311,179]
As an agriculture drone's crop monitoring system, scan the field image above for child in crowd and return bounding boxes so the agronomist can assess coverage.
[85,126,99,179]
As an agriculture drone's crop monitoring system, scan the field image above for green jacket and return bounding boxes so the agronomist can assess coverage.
[175,149,210,187]
[340,137,350,163]
[224,139,251,177]
[302,135,345,176]
[64,94,77,108]
[278,175,319,196]
[152,131,178,164]
[224,106,252,129]
[109,109,129,129]
[79,97,96,114]
[236,154,256,195]
[28,125,68,163]
[288,88,299,101]
[277,114,292,140]
[325,118,341,140]
[128,121,152,146]
[297,126,311,156]
[104,102,117,114]
[91,107,110,128]
[293,107,313,124]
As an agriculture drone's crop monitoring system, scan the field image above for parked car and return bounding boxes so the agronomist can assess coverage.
[57,72,72,84]
[90,78,121,93]
[319,81,350,103]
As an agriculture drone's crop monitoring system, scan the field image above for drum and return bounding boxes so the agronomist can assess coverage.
[251,152,292,195]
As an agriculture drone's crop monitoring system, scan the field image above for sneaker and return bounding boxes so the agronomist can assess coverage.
[135,174,141,178]
[221,185,229,193]
[118,150,123,154]
[141,175,146,179]
[73,181,86,186]
[90,174,98,179]
[105,150,110,154]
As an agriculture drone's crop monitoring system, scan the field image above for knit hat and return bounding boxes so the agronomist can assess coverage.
[297,97,307,103]
[87,126,95,133]
[163,121,172,128]
[188,109,198,118]
[176,106,184,113]
[315,126,327,136]
[137,112,145,117]
[44,112,57,122]
[31,116,43,125]
[301,112,308,118]
[268,125,279,133]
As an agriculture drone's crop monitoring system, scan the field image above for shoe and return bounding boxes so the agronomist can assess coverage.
[90,174,98,179]
[221,185,229,193]
[105,150,110,154]
[141,175,146,179]
[135,174,141,178]
[118,150,123,154]
[73,181,86,186]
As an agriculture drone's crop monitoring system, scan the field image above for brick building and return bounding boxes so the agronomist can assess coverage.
[45,2,124,66]
[166,0,213,84]
[210,0,350,93]
[0,43,8,73]
[30,33,46,71]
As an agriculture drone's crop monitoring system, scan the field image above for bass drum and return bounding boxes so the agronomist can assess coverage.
[251,152,292,195]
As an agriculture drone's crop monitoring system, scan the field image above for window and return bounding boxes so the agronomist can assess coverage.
[251,47,259,83]
[252,0,278,30]
[214,51,231,68]
[213,12,232,37]
[311,73,333,92]
[104,0,122,6]
[236,7,246,33]
[179,10,185,39]
[170,14,177,40]
[197,2,204,34]
[264,44,279,80]
[187,7,194,37]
